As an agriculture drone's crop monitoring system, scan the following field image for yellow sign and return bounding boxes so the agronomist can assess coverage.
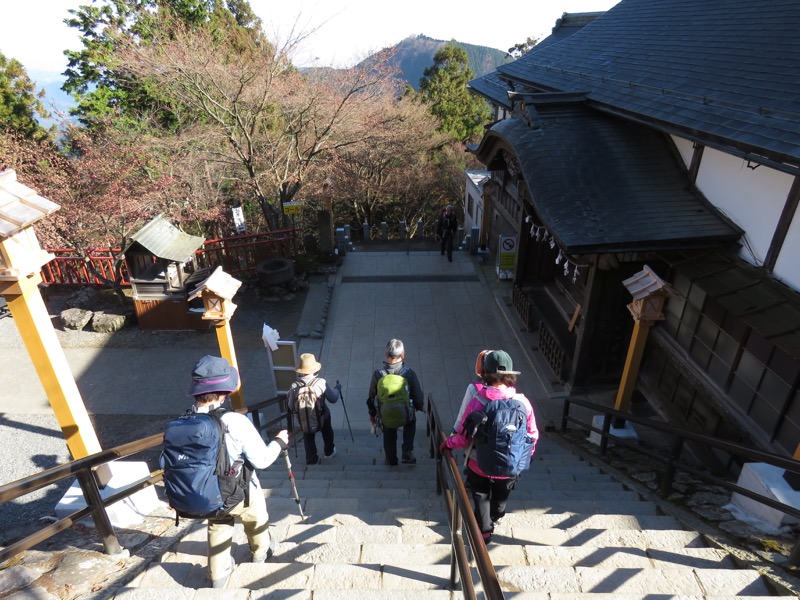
[283,202,302,215]
[498,235,518,270]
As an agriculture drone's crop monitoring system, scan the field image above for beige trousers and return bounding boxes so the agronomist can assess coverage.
[207,488,270,582]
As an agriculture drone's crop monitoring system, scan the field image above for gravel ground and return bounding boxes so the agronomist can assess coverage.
[0,282,305,547]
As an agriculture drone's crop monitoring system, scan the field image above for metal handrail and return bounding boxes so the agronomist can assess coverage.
[0,396,291,564]
[426,393,505,600]
[560,395,800,564]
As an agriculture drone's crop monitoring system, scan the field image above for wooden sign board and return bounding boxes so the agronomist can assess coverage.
[266,340,297,395]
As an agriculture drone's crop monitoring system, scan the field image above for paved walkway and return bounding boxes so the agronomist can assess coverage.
[298,249,551,438]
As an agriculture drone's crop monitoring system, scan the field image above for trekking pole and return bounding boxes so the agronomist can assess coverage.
[336,380,355,442]
[282,448,305,520]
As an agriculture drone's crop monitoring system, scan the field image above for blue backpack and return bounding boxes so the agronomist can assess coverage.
[468,397,533,477]
[162,409,251,523]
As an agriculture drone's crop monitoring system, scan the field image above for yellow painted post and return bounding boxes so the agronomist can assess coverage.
[2,275,102,459]
[213,302,244,411]
[613,318,653,414]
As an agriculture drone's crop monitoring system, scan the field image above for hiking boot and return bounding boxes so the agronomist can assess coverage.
[482,532,493,545]
[211,556,235,588]
[324,447,337,459]
[252,539,275,563]
[385,457,398,466]
[401,451,416,464]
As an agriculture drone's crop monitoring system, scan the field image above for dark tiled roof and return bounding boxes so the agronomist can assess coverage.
[496,0,800,168]
[469,72,512,109]
[472,105,742,254]
[469,12,602,109]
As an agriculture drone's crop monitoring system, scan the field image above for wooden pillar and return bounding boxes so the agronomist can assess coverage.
[614,318,653,414]
[2,275,102,459]
[212,303,244,411]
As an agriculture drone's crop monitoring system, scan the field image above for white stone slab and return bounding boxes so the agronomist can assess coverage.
[730,462,800,529]
[588,414,639,446]
[55,461,164,528]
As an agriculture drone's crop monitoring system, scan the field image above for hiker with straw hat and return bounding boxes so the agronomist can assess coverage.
[287,353,341,466]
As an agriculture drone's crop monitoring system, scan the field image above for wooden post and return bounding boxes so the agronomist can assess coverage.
[212,301,244,411]
[614,318,653,414]
[2,276,102,459]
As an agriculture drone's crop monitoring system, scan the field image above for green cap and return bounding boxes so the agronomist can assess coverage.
[482,350,520,375]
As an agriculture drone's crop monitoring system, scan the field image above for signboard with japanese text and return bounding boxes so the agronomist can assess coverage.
[231,206,246,233]
[283,202,302,215]
[496,234,517,280]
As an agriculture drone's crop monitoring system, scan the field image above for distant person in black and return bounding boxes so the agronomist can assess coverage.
[436,204,459,262]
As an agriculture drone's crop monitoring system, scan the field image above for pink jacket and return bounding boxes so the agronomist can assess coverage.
[444,383,539,479]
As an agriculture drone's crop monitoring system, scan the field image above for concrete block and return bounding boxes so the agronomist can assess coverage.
[55,461,164,528]
[730,462,800,529]
[588,414,638,446]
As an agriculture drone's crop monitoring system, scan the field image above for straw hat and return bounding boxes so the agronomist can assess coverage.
[296,353,322,375]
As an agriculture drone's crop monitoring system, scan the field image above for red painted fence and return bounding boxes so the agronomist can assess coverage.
[40,229,297,286]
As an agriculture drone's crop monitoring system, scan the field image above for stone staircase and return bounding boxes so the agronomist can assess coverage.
[116,430,796,599]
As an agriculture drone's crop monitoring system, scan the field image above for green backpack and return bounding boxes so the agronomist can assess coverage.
[376,368,413,428]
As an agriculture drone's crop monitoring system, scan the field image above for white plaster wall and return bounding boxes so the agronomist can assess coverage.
[672,135,694,169]
[694,147,794,268]
[773,206,800,291]
[464,171,488,234]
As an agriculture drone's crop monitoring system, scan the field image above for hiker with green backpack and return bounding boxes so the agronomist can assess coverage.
[367,339,424,466]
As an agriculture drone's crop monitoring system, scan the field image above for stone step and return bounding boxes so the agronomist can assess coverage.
[489,545,736,568]
[114,589,456,599]
[504,527,706,550]
[493,566,774,596]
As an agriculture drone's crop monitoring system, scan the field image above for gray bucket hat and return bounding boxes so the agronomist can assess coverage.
[188,355,240,396]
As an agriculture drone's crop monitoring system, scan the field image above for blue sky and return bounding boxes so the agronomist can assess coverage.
[1,0,619,84]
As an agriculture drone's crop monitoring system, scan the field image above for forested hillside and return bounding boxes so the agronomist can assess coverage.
[376,34,512,90]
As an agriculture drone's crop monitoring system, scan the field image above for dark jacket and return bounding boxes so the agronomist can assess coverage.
[437,211,458,238]
[366,360,424,418]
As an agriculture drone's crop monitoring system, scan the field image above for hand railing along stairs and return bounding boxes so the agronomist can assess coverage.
[560,395,800,565]
[0,394,290,565]
[426,392,506,600]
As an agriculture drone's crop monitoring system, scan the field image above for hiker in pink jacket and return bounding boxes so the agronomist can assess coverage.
[441,350,538,544]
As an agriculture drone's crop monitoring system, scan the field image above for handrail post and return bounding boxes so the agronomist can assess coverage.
[450,494,463,588]
[600,411,612,456]
[789,537,800,566]
[661,436,685,495]
[76,469,122,555]
[561,398,571,431]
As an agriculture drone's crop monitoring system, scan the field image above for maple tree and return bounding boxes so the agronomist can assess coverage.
[113,16,402,231]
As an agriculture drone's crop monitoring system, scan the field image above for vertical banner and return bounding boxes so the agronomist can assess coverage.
[496,234,517,280]
[232,206,246,233]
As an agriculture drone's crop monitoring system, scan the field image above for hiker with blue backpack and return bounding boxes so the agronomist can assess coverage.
[161,355,289,589]
[440,350,539,544]
[367,338,425,466]
[287,353,341,466]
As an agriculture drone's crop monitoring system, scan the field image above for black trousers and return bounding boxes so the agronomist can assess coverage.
[465,467,517,534]
[440,233,454,260]
[302,412,335,464]
[383,418,416,463]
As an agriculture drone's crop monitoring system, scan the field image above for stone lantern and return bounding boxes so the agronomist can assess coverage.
[187,266,246,409]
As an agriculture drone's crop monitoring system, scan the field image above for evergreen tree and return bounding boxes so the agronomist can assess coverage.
[417,42,491,143]
[0,52,50,140]
[62,0,264,129]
